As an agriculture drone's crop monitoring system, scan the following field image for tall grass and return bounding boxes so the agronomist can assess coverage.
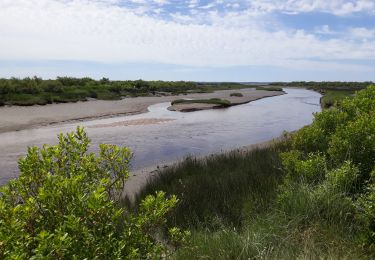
[134,143,286,229]
[320,89,354,108]
[133,140,373,259]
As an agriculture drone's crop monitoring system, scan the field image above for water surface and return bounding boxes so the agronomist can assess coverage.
[0,88,321,185]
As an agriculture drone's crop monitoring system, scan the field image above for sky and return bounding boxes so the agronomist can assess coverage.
[0,0,375,81]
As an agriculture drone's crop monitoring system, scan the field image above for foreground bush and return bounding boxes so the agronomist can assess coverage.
[0,127,185,259]
[281,85,375,246]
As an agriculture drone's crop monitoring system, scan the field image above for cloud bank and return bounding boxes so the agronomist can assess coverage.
[0,0,374,79]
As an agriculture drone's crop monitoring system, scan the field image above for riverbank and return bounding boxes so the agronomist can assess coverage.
[0,88,282,133]
[123,135,286,203]
[129,86,375,259]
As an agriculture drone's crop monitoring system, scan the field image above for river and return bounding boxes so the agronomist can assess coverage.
[0,88,321,185]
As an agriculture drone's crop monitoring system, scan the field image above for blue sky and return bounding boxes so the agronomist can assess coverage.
[0,0,375,81]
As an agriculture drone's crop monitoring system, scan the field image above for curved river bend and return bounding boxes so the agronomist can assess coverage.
[0,88,321,185]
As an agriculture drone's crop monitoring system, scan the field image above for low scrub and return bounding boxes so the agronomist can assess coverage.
[0,77,251,106]
[320,89,354,108]
[256,86,283,91]
[230,92,243,97]
[171,98,231,107]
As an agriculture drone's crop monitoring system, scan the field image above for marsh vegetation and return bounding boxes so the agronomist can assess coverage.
[134,86,375,259]
[0,77,249,106]
[171,98,231,107]
[0,83,373,259]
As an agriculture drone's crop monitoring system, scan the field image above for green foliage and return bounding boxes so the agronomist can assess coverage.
[320,90,354,108]
[171,98,231,107]
[255,86,283,91]
[0,77,253,106]
[270,82,371,109]
[0,127,184,259]
[229,92,243,97]
[281,151,327,185]
[282,86,375,246]
[135,146,284,229]
[271,81,372,91]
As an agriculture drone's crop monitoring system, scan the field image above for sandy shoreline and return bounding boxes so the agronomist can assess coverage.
[0,88,284,133]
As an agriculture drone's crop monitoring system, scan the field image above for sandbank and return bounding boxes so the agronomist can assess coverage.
[169,90,284,112]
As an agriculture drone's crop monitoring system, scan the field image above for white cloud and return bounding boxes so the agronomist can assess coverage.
[247,0,375,16]
[349,27,375,39]
[0,0,374,74]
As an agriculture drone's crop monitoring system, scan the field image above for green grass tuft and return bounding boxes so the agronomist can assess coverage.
[171,98,231,107]
[230,92,244,97]
[256,86,283,91]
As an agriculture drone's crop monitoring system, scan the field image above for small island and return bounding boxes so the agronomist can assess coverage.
[168,88,285,112]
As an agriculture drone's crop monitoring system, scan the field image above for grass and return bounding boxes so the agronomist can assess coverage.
[134,143,287,229]
[256,86,283,91]
[133,138,373,259]
[175,217,369,259]
[171,98,231,107]
[230,92,243,97]
[320,89,354,108]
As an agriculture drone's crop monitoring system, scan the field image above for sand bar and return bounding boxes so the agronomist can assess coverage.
[169,90,284,112]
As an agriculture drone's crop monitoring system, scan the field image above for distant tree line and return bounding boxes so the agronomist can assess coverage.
[1,77,372,106]
[0,77,250,106]
[270,81,373,91]
[0,77,202,106]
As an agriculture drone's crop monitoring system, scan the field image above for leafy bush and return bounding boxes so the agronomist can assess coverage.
[358,169,375,245]
[0,127,185,258]
[281,86,375,246]
[281,151,327,185]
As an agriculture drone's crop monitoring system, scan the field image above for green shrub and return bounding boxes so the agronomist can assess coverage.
[0,127,185,259]
[230,92,243,97]
[171,98,231,107]
[283,86,375,246]
[329,114,375,177]
[355,169,375,246]
[256,86,283,91]
[281,151,327,185]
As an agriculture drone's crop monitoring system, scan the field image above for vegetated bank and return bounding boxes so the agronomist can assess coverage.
[134,86,375,259]
[0,77,249,106]
[169,89,285,112]
[0,85,373,258]
[271,81,373,108]
[0,77,372,108]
